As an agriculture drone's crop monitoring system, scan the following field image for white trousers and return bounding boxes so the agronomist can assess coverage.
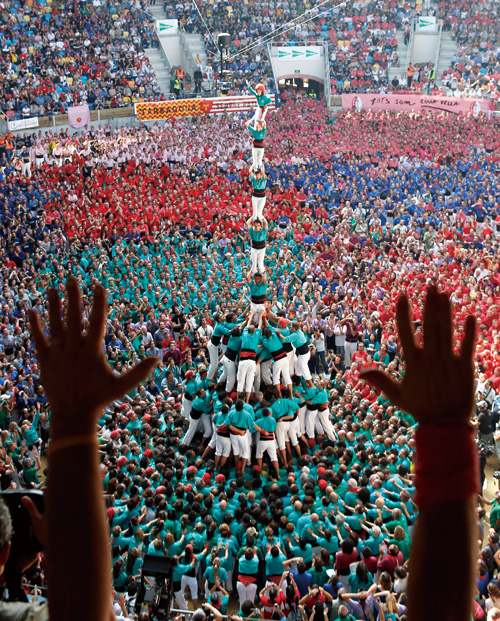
[305,407,317,439]
[251,247,265,274]
[252,146,264,170]
[237,581,257,608]
[276,420,291,451]
[21,162,31,178]
[252,195,266,219]
[215,434,232,457]
[256,438,278,461]
[230,432,250,459]
[181,574,199,600]
[295,351,312,380]
[273,356,292,386]
[207,341,219,380]
[220,355,237,392]
[237,359,256,393]
[318,406,337,441]
[180,395,192,420]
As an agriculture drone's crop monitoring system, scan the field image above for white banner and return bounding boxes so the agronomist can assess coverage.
[8,117,39,131]
[156,19,178,36]
[418,15,437,31]
[275,46,322,61]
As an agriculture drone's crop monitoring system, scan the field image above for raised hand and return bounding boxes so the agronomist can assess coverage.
[29,277,158,438]
[360,286,476,424]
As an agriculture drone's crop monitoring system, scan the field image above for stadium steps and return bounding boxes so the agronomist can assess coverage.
[435,30,458,85]
[145,47,172,95]
[183,33,208,73]
[387,30,407,85]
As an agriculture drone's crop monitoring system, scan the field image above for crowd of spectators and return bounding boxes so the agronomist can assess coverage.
[2,96,500,617]
[438,0,500,100]
[162,0,431,97]
[0,0,164,120]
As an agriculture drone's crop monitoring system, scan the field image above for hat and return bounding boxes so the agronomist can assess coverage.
[318,479,328,491]
[185,544,193,552]
[215,474,226,483]
[202,472,211,482]
[110,430,119,440]
[278,318,287,329]
[143,414,151,423]
[145,466,155,476]
[117,456,127,468]
[106,508,115,520]
[255,83,265,92]
[184,484,193,493]
[155,485,166,495]
[187,466,196,474]
[144,449,153,457]
[317,466,327,476]
[185,370,194,380]
[119,403,128,411]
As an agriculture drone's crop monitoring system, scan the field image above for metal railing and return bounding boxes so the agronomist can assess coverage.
[405,18,416,69]
[323,40,332,108]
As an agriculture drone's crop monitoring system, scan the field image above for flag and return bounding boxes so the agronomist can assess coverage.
[67,104,90,128]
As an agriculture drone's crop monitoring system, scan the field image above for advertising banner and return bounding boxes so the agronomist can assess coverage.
[8,117,39,131]
[156,20,178,36]
[342,93,494,116]
[275,47,321,61]
[135,94,276,121]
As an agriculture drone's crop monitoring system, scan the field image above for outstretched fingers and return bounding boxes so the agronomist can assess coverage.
[28,309,49,361]
[422,286,439,360]
[66,277,83,347]
[395,295,417,358]
[438,292,453,356]
[460,314,476,366]
[48,288,64,343]
[87,285,107,351]
[359,369,403,408]
[110,357,159,403]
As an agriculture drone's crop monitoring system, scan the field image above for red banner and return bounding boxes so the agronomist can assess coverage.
[135,95,276,121]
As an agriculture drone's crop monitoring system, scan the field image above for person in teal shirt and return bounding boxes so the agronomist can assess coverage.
[247,216,268,275]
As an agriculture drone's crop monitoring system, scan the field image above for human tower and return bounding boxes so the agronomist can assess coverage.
[180,83,337,482]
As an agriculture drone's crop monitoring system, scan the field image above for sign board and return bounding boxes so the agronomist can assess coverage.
[417,15,437,31]
[342,93,494,117]
[8,117,39,131]
[156,19,178,36]
[276,47,321,61]
[135,94,277,121]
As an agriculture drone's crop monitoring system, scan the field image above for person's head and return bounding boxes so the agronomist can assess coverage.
[191,610,206,621]
[0,498,12,577]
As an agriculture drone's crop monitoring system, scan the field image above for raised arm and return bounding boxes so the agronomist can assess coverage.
[29,278,158,621]
[361,287,477,621]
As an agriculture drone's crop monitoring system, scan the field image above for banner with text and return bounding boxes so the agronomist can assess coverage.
[156,20,178,36]
[8,117,39,131]
[342,93,494,116]
[135,95,276,121]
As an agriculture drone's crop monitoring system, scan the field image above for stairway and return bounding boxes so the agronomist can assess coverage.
[387,30,407,85]
[145,47,171,96]
[183,33,208,72]
[144,4,172,96]
[435,30,458,85]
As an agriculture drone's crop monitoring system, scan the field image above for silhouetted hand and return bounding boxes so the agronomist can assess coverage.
[361,286,476,424]
[29,277,158,438]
